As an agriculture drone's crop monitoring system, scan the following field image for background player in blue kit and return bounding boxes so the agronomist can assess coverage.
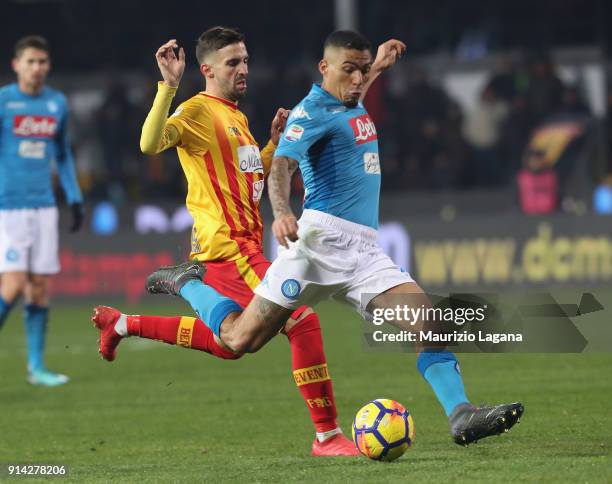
[144,30,523,446]
[0,36,83,386]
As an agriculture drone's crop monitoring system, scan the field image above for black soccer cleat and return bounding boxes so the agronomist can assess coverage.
[145,260,206,296]
[450,402,524,447]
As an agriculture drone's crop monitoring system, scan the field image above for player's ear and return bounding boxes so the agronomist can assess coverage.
[318,59,327,76]
[11,57,19,74]
[200,63,214,79]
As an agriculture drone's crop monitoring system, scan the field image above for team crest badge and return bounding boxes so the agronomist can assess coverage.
[281,279,301,299]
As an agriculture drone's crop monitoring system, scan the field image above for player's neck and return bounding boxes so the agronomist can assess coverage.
[320,81,342,104]
[203,87,238,106]
[17,79,44,96]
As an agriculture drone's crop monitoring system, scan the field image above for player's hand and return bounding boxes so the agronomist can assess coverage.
[69,203,84,232]
[270,108,290,145]
[372,39,406,73]
[272,214,299,248]
[155,39,185,88]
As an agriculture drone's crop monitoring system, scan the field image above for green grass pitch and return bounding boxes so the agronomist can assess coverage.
[1,297,611,483]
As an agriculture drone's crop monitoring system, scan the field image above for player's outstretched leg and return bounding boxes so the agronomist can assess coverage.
[92,306,242,361]
[146,262,358,456]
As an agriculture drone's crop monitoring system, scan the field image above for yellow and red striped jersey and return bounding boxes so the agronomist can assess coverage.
[141,82,276,261]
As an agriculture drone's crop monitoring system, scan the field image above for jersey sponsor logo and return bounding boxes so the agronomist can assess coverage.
[281,278,301,299]
[18,140,46,159]
[350,114,377,144]
[364,152,380,174]
[252,179,264,202]
[237,145,264,174]
[293,363,330,386]
[288,105,311,122]
[284,124,304,142]
[13,115,57,137]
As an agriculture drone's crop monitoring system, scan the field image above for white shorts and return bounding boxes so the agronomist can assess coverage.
[0,207,60,274]
[254,209,413,313]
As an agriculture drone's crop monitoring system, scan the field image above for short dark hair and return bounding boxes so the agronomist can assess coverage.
[324,30,371,53]
[195,26,245,64]
[14,35,50,58]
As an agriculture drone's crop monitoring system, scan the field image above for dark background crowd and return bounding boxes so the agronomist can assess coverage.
[2,0,612,209]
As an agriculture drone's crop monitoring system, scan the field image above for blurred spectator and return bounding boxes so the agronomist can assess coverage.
[462,83,509,187]
[517,148,559,214]
[524,53,565,123]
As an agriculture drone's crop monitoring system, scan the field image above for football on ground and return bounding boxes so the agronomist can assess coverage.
[352,398,415,461]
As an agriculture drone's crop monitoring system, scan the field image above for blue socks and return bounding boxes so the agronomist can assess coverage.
[24,304,49,372]
[417,350,470,416]
[179,279,241,337]
[0,296,13,330]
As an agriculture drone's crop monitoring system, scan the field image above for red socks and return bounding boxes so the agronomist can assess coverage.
[127,314,240,360]
[286,310,338,433]
[126,310,339,433]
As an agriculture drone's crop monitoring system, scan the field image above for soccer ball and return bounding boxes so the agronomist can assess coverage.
[352,398,415,461]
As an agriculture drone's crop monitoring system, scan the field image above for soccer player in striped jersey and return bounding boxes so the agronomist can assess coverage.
[0,36,83,387]
[93,27,362,455]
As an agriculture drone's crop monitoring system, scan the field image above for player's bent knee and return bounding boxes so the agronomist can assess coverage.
[223,330,262,354]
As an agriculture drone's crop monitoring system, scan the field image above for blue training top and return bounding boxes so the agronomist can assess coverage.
[0,83,82,209]
[275,84,381,229]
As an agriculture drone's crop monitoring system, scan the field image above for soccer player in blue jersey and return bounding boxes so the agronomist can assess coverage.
[144,30,523,446]
[0,36,83,386]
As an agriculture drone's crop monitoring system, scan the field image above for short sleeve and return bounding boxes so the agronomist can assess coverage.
[274,102,327,162]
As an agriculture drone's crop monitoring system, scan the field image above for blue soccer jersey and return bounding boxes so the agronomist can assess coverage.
[275,84,381,229]
[0,83,82,209]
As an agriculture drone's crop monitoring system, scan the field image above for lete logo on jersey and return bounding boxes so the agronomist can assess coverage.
[13,116,57,138]
[350,114,377,145]
[284,124,304,142]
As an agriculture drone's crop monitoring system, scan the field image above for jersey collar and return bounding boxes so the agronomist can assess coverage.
[311,83,363,109]
[199,92,238,110]
[310,83,342,106]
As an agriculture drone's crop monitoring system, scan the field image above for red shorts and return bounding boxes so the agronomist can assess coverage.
[204,252,306,320]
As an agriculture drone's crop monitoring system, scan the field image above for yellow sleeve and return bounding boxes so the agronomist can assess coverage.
[140,82,181,155]
[260,139,277,176]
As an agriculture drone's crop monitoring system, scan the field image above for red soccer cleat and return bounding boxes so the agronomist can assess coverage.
[311,433,360,457]
[92,306,123,362]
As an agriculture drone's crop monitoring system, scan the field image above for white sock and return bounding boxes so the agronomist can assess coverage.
[114,314,128,336]
[316,427,342,442]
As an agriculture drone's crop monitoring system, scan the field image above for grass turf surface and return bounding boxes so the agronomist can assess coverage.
[1,298,611,483]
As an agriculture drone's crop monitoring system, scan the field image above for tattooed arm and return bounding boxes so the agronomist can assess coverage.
[269,155,300,247]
